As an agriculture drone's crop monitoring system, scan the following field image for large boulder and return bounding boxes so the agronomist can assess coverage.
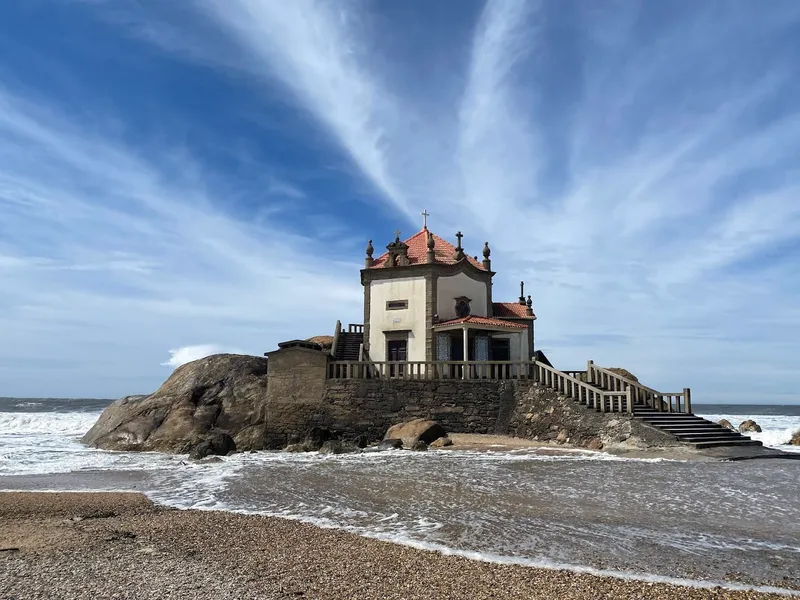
[738,419,762,433]
[384,419,447,448]
[82,354,269,453]
[790,431,800,446]
[717,419,735,431]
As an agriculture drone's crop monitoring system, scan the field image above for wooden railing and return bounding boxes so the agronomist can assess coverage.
[586,361,691,414]
[328,360,534,381]
[348,323,364,334]
[534,362,634,413]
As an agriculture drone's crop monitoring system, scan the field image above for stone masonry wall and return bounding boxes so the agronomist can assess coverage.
[263,347,680,450]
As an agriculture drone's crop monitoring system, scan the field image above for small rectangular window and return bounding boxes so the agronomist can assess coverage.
[386,299,408,310]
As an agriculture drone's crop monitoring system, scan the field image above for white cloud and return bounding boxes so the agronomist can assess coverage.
[161,345,245,369]
[0,83,362,397]
[6,1,800,401]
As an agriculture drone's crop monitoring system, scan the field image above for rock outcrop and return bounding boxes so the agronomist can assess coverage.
[384,419,447,448]
[718,419,735,431]
[510,386,681,450]
[738,419,762,433]
[606,368,638,383]
[790,431,800,446]
[82,354,269,454]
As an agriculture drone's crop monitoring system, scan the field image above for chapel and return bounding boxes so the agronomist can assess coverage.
[359,219,535,367]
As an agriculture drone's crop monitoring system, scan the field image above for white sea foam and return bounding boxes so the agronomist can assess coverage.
[699,412,800,452]
[13,401,43,408]
[0,410,101,435]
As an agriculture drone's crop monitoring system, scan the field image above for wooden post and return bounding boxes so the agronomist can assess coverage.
[587,360,593,384]
[626,387,633,414]
[684,387,692,414]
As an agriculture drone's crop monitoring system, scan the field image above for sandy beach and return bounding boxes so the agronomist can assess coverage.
[0,492,792,600]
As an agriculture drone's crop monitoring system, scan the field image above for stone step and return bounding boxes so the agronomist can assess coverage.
[660,425,730,433]
[672,430,746,438]
[638,419,712,427]
[676,434,752,443]
[692,439,763,449]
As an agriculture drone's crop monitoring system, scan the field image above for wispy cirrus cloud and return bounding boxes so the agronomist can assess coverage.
[97,0,800,401]
[0,83,361,396]
[3,1,800,401]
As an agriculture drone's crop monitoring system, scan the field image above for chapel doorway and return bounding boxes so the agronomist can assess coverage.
[387,339,407,377]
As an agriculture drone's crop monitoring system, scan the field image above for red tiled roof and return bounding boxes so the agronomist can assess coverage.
[370,229,486,270]
[433,315,528,329]
[492,302,535,319]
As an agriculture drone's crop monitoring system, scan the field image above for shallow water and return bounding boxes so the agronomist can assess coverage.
[2,398,799,591]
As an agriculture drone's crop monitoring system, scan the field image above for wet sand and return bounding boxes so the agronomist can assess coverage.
[0,492,792,600]
[445,433,794,461]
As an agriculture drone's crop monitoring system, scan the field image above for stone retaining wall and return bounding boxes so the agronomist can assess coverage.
[263,347,680,449]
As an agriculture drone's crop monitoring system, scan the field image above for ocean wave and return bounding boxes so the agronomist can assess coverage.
[698,413,800,449]
[0,410,101,436]
[13,401,43,408]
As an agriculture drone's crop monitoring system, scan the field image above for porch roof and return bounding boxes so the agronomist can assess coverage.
[432,315,528,332]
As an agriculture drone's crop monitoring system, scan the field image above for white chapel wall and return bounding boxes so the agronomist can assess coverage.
[368,276,428,362]
[436,273,488,320]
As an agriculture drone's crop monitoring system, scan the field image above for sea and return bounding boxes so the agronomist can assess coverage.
[1,397,799,593]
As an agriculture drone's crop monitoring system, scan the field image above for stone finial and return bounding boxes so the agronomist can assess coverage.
[519,281,526,305]
[482,241,491,270]
[454,231,465,261]
[365,239,374,268]
[426,230,436,263]
[526,295,533,316]
[365,240,374,268]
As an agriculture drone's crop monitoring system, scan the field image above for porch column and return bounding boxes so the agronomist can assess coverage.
[462,325,469,380]
[519,331,525,378]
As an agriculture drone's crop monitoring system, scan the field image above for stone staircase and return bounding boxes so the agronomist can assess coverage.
[632,406,761,449]
[534,358,762,450]
[333,331,363,361]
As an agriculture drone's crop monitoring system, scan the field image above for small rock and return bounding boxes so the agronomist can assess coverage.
[284,443,312,453]
[411,440,428,451]
[429,437,453,448]
[738,419,762,433]
[585,437,604,451]
[189,433,236,460]
[319,440,359,455]
[556,430,568,443]
[303,427,334,451]
[376,438,403,451]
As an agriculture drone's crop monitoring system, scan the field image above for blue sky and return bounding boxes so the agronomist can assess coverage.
[1,1,799,402]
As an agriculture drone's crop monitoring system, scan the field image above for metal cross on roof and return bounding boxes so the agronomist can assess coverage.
[421,209,430,229]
